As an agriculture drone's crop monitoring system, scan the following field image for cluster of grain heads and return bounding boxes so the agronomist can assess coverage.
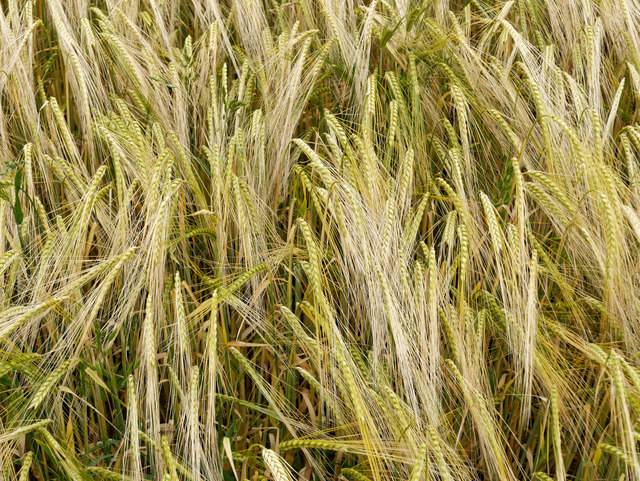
[0,1,640,481]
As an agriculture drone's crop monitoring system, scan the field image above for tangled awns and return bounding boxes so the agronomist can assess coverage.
[2,0,640,480]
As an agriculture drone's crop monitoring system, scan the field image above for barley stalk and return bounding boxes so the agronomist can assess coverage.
[262,449,293,481]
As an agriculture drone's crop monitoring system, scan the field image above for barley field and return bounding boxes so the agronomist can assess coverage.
[1,0,640,480]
